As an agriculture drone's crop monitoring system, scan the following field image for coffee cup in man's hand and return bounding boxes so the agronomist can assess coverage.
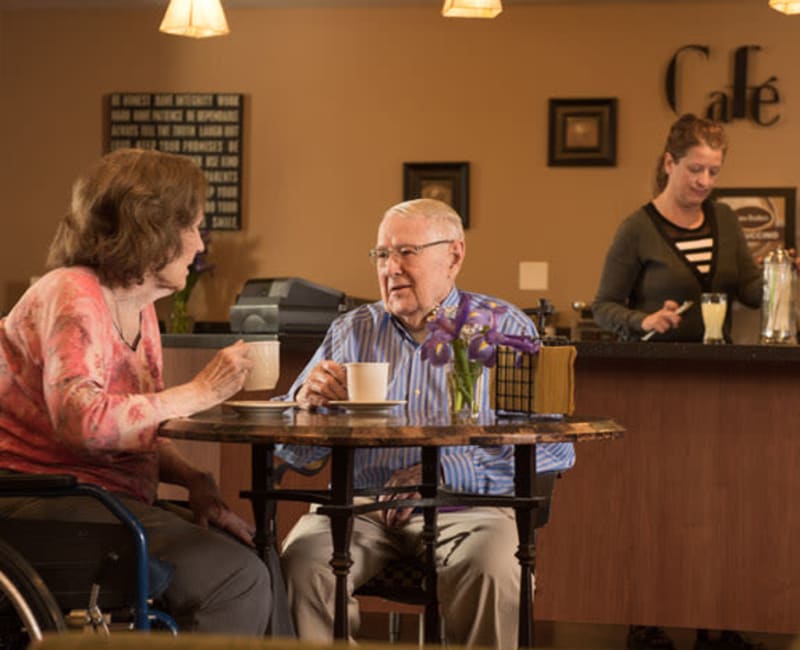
[345,362,388,401]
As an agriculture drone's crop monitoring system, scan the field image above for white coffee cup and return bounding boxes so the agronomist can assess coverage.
[243,341,280,390]
[345,362,389,402]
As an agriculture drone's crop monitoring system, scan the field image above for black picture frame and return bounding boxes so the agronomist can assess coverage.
[711,187,796,261]
[547,98,617,167]
[403,162,470,228]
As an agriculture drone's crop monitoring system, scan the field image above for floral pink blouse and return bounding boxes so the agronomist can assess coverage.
[0,267,168,503]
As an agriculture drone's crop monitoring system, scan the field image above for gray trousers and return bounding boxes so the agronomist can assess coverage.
[0,494,271,636]
[281,506,524,648]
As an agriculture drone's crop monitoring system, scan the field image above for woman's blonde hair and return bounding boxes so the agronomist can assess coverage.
[47,148,207,288]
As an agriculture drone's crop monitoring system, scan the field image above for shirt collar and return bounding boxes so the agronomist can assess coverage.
[438,286,461,310]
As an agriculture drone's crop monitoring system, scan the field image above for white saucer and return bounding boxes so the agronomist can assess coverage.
[328,400,406,414]
[223,400,298,416]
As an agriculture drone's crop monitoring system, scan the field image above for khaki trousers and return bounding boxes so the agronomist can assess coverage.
[281,506,525,648]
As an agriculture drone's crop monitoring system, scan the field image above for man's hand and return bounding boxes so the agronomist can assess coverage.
[378,464,422,528]
[296,360,347,409]
[186,471,255,546]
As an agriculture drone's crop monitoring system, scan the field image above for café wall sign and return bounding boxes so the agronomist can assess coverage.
[665,44,780,126]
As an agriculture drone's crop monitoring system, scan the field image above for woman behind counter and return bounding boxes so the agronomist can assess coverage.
[593,115,763,649]
[0,148,272,634]
[592,113,761,343]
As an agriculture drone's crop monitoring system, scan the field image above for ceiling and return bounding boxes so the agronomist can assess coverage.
[0,0,707,8]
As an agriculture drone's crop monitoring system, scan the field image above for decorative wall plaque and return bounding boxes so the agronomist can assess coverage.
[711,187,796,260]
[106,93,243,230]
[547,98,617,167]
[403,162,470,228]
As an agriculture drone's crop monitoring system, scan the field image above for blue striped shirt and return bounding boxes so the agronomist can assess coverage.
[276,287,575,494]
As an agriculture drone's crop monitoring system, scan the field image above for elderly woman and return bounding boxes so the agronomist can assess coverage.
[0,148,271,634]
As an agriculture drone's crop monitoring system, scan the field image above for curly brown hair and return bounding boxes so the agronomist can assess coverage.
[654,113,728,195]
[46,148,207,288]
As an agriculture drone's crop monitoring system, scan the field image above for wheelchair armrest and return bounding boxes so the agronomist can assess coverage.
[0,473,77,491]
[0,472,154,630]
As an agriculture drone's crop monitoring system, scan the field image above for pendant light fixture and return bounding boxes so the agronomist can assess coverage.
[442,0,503,19]
[769,0,800,14]
[159,0,230,38]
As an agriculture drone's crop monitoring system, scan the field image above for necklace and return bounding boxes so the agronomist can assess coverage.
[104,287,141,350]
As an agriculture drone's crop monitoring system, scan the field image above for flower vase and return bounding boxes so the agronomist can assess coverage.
[169,294,194,334]
[447,363,483,421]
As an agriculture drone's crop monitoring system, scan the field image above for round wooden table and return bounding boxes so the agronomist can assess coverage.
[160,409,623,647]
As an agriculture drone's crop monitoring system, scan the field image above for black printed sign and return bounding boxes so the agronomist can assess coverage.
[106,93,243,230]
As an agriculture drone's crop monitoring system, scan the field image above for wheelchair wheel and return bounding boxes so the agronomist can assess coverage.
[0,538,65,649]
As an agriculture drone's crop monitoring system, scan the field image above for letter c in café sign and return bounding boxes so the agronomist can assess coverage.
[665,44,780,126]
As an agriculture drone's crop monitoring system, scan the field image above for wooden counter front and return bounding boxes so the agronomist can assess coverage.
[162,335,800,634]
[534,342,800,634]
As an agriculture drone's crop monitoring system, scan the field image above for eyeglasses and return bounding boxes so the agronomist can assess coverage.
[367,239,454,264]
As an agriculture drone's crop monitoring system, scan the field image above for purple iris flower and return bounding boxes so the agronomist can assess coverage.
[452,293,472,333]
[420,328,455,365]
[421,295,539,369]
[496,332,540,355]
[191,229,215,275]
[425,307,458,338]
[468,335,497,367]
[469,309,540,367]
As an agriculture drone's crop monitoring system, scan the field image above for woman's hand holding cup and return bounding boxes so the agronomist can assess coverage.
[193,340,254,407]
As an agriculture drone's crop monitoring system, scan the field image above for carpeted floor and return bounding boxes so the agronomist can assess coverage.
[358,614,798,649]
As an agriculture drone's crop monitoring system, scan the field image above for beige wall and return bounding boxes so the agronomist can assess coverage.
[0,0,796,329]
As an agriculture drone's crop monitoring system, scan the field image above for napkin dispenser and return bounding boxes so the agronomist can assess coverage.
[492,343,576,415]
[230,277,356,334]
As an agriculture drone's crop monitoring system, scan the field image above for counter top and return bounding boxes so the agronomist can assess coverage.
[161,332,322,353]
[574,340,800,363]
[161,333,274,348]
[162,332,800,363]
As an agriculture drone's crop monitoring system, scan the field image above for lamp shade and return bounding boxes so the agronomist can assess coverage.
[769,0,800,13]
[159,0,230,38]
[442,0,503,18]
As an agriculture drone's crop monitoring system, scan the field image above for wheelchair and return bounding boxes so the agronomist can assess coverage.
[0,473,177,649]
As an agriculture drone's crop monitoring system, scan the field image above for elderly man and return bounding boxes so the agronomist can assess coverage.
[278,198,575,648]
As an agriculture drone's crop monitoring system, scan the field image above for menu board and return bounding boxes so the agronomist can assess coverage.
[712,187,796,260]
[106,93,243,230]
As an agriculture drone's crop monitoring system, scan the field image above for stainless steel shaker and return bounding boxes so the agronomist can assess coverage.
[760,248,798,344]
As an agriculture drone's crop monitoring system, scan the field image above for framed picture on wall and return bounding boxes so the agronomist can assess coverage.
[403,162,470,228]
[711,187,797,261]
[547,98,617,167]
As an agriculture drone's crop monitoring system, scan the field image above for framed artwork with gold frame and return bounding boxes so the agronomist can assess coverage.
[403,161,470,228]
[548,98,617,167]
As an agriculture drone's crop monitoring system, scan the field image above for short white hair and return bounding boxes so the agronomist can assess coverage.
[382,198,465,240]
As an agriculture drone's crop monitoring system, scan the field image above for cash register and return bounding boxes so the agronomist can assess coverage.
[229,277,367,334]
